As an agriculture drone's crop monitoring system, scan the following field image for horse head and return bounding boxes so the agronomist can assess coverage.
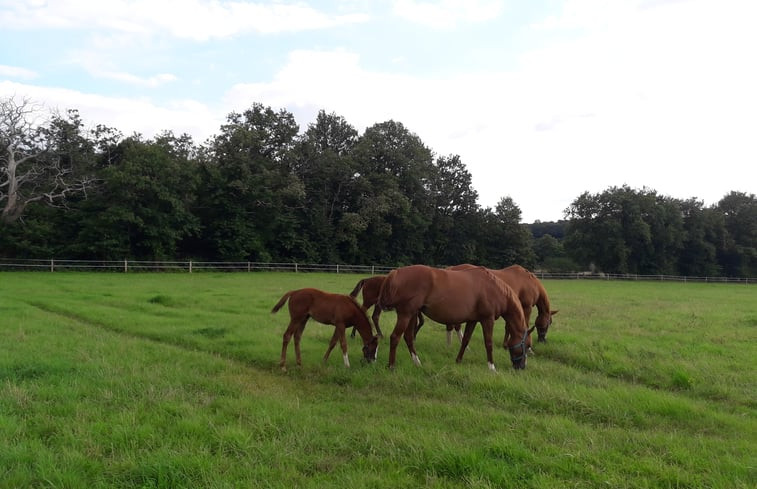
[535,309,558,343]
[362,335,379,363]
[508,326,535,369]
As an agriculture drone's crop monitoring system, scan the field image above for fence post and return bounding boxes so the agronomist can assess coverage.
[50,259,54,272]
[189,260,193,273]
[124,259,128,273]
[337,264,340,274]
[295,263,298,273]
[371,265,375,275]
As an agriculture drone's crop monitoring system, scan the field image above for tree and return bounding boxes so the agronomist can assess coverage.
[478,197,535,268]
[67,135,200,259]
[426,154,481,265]
[349,120,436,264]
[717,191,757,276]
[1,97,96,223]
[565,185,683,274]
[196,104,304,261]
[678,198,722,276]
[290,110,360,262]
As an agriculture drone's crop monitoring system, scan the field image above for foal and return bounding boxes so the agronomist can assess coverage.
[271,288,379,371]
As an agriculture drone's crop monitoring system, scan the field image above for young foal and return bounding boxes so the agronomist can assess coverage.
[379,265,532,371]
[349,275,424,338]
[271,288,379,371]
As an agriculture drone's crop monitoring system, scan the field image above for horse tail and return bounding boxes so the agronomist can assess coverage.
[271,290,294,314]
[349,278,366,298]
[377,270,398,310]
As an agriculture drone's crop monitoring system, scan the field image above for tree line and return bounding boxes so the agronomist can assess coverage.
[1,96,755,277]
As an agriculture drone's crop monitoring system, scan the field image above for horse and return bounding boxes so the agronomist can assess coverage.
[349,275,424,339]
[378,265,533,371]
[271,288,379,371]
[419,264,558,345]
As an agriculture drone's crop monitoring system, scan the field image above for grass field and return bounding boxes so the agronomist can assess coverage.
[0,271,755,488]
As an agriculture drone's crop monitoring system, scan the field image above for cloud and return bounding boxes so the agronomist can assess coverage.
[0,64,37,80]
[392,0,505,28]
[0,0,370,39]
[0,80,221,143]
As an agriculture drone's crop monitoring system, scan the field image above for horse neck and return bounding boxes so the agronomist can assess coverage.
[535,287,551,315]
[504,293,527,338]
[351,308,374,344]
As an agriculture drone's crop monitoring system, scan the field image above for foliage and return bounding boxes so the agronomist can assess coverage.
[1,97,755,277]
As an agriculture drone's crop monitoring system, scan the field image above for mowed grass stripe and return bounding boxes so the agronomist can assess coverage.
[1,272,755,488]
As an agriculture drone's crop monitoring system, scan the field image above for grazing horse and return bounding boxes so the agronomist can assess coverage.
[378,265,532,371]
[271,288,379,371]
[421,264,558,345]
[349,275,424,338]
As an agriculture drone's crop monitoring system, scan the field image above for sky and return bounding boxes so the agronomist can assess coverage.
[1,0,755,223]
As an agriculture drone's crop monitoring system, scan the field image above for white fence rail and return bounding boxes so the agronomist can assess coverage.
[0,259,753,283]
[0,259,394,275]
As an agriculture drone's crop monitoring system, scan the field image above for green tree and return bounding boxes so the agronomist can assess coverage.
[426,154,481,265]
[565,186,685,274]
[349,120,435,264]
[717,191,757,277]
[290,111,360,262]
[68,135,199,259]
[478,196,535,268]
[678,198,723,277]
[196,104,303,261]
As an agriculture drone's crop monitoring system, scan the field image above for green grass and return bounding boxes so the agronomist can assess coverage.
[0,272,755,488]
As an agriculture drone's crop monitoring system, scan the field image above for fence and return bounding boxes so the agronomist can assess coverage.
[0,258,753,284]
[0,259,394,275]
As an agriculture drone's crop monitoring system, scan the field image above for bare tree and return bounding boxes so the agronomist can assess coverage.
[0,96,95,223]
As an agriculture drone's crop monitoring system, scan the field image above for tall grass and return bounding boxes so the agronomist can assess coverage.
[1,272,755,488]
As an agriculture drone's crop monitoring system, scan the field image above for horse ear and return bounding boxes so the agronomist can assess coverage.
[551,310,559,316]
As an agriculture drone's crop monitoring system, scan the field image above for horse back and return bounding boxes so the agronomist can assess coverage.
[496,265,544,308]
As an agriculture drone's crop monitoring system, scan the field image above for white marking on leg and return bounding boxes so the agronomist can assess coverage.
[457,330,463,343]
[488,362,497,372]
[446,331,452,346]
[411,353,422,366]
[343,353,350,367]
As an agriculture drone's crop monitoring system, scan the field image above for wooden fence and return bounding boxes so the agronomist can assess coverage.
[0,259,753,283]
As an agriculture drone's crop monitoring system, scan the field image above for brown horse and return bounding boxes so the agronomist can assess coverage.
[349,275,424,338]
[421,264,558,344]
[271,288,379,371]
[378,265,533,371]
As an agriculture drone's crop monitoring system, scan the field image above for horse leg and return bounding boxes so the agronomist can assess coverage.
[404,315,421,366]
[372,306,384,338]
[456,324,463,343]
[481,318,496,372]
[338,325,350,367]
[280,318,306,371]
[388,314,412,369]
[455,321,478,363]
[293,320,308,367]
[323,327,341,365]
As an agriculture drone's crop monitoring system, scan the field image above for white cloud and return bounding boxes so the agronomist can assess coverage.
[0,80,221,143]
[0,0,369,39]
[392,0,505,28]
[0,64,37,79]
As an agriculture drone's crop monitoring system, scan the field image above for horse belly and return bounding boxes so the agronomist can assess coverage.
[423,298,483,325]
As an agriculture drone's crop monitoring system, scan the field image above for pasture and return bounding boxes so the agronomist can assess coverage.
[0,271,755,488]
